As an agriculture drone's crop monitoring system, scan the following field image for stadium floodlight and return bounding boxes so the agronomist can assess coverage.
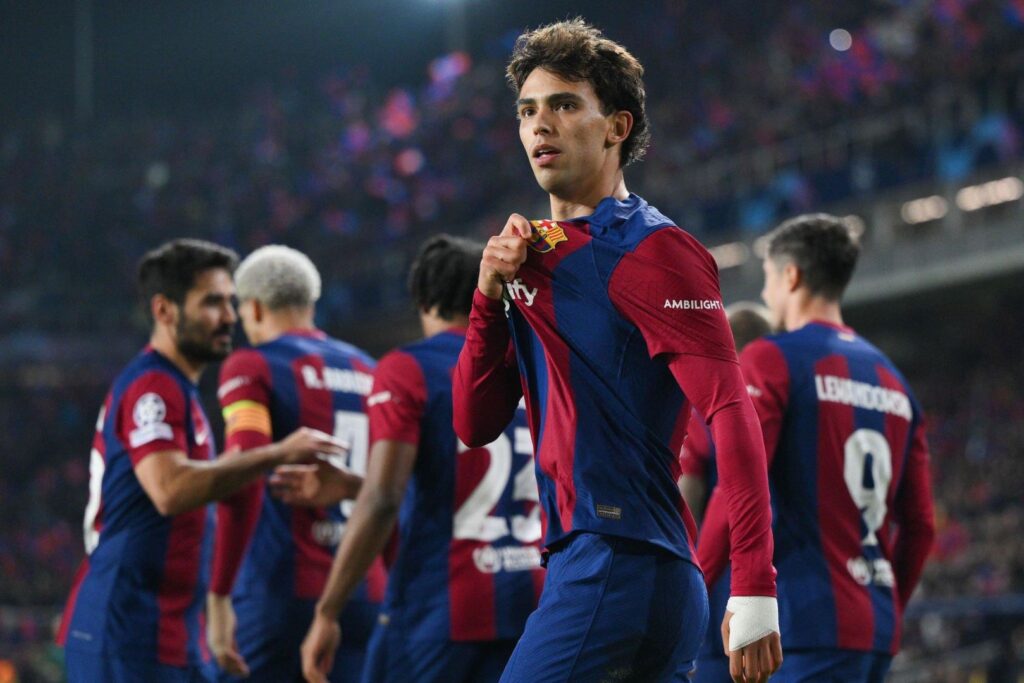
[955,177,1024,212]
[708,242,750,270]
[829,29,853,52]
[900,195,948,224]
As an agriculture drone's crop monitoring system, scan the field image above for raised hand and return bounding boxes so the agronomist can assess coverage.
[478,213,532,300]
[277,427,348,466]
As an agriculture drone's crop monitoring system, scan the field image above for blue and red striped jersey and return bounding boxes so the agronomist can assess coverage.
[58,348,216,667]
[699,322,934,654]
[455,194,777,597]
[368,329,543,642]
[211,330,386,605]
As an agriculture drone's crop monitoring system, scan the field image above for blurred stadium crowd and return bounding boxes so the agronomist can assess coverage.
[2,0,1024,680]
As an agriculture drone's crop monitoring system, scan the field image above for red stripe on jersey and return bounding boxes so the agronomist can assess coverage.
[365,555,388,604]
[157,509,206,666]
[56,557,90,646]
[450,444,497,640]
[291,354,338,598]
[814,355,874,651]
[876,364,913,652]
[668,403,701,559]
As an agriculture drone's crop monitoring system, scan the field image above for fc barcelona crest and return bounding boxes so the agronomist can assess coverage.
[528,219,568,253]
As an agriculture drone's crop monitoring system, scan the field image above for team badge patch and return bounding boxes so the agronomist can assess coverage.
[528,219,568,253]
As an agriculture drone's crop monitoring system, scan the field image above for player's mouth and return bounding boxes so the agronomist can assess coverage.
[532,144,561,167]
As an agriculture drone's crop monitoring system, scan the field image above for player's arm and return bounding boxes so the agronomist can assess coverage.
[301,351,424,683]
[452,215,529,447]
[123,370,344,517]
[134,429,342,517]
[609,227,780,683]
[205,352,275,677]
[302,438,415,683]
[892,418,936,609]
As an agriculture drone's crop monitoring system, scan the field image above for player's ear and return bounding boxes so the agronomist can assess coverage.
[251,299,264,324]
[783,263,801,293]
[606,110,633,147]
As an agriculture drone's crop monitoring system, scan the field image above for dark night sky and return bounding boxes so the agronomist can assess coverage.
[0,0,636,118]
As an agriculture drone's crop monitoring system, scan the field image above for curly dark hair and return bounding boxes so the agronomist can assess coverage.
[408,234,484,319]
[506,18,650,167]
[766,214,862,301]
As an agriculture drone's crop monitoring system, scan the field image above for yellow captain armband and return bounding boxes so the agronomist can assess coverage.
[222,400,272,437]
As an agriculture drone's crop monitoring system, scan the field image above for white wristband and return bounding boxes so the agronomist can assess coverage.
[726,596,779,652]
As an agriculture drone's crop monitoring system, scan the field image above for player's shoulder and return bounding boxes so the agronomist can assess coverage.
[321,334,377,370]
[113,349,188,399]
[221,346,270,378]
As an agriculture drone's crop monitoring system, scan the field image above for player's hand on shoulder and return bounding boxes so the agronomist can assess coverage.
[301,612,342,683]
[479,213,531,300]
[277,427,347,465]
[270,461,361,507]
[206,592,250,678]
[721,597,782,683]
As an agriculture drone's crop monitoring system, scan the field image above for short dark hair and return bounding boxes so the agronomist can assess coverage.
[727,303,773,351]
[137,238,239,308]
[507,18,649,167]
[408,234,483,319]
[766,214,861,301]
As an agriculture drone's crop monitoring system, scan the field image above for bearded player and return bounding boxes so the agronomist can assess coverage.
[59,239,345,683]
[452,20,781,683]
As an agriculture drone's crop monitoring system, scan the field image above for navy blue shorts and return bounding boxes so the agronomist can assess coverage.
[500,532,709,683]
[66,649,203,683]
[201,594,377,683]
[361,617,516,683]
[690,656,730,682]
[772,649,892,683]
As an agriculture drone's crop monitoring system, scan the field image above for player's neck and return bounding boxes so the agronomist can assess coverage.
[258,309,316,344]
[149,333,204,383]
[787,297,844,332]
[548,172,628,221]
[420,310,469,338]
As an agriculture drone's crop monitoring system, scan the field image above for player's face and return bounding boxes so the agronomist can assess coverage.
[517,68,619,199]
[761,258,787,330]
[175,268,237,363]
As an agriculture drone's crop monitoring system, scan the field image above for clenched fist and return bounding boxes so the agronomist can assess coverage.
[478,213,531,300]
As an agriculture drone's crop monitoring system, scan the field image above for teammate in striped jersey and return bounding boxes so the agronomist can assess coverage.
[59,239,343,683]
[698,215,936,682]
[203,246,384,683]
[293,235,543,683]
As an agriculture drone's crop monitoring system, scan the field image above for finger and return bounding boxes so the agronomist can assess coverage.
[500,213,532,239]
[770,632,783,673]
[728,648,744,683]
[754,642,771,683]
[303,650,328,683]
[226,650,250,678]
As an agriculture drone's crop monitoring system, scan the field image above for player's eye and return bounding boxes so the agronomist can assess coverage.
[518,107,535,119]
[555,101,576,111]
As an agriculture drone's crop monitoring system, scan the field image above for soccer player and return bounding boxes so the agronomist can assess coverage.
[679,302,774,525]
[293,235,544,683]
[697,214,936,682]
[203,245,385,683]
[58,239,345,683]
[684,303,772,683]
[451,19,781,683]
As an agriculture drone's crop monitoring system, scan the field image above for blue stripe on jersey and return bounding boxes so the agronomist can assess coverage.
[846,360,896,652]
[773,339,839,650]
[509,310,561,543]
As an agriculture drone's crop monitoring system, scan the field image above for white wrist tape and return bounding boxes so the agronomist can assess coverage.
[726,596,779,651]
